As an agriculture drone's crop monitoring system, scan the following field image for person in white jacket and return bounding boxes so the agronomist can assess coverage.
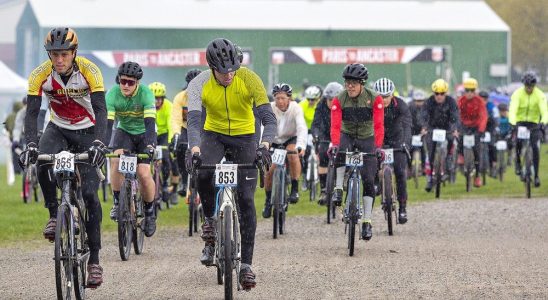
[262,83,307,218]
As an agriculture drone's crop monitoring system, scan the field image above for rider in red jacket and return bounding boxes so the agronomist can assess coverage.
[457,78,487,187]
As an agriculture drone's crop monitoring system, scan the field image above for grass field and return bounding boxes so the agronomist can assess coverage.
[0,148,546,246]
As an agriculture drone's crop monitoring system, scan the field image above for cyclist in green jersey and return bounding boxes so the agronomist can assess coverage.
[106,62,158,237]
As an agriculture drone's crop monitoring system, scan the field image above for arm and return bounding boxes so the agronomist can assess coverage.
[508,91,519,125]
[256,103,276,146]
[166,100,173,142]
[330,97,342,146]
[37,97,48,134]
[373,95,384,148]
[90,91,107,144]
[449,99,460,133]
[144,117,157,146]
[420,100,431,130]
[478,99,488,133]
[399,99,412,145]
[171,92,184,136]
[311,100,323,137]
[12,108,25,143]
[295,105,308,150]
[24,95,42,145]
[186,71,208,151]
[538,91,548,124]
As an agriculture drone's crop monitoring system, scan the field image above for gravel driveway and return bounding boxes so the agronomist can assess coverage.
[1,197,547,299]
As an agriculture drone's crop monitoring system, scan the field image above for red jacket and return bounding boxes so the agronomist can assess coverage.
[457,95,487,132]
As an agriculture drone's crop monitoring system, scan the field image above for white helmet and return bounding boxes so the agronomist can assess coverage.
[374,78,395,96]
[323,82,343,99]
[304,85,322,100]
[412,89,427,101]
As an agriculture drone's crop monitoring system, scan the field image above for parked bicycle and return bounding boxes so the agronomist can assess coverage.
[193,156,265,299]
[341,150,376,257]
[106,152,149,261]
[34,150,104,300]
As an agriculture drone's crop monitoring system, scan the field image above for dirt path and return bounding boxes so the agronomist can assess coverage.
[1,197,547,299]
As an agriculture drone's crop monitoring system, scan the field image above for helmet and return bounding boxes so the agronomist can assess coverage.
[521,71,537,86]
[463,78,478,90]
[185,69,202,84]
[205,38,240,73]
[234,44,244,63]
[412,89,427,101]
[44,27,78,51]
[478,90,489,99]
[373,78,395,96]
[272,83,292,97]
[342,63,368,81]
[431,79,449,93]
[324,82,344,99]
[148,82,166,98]
[117,61,143,81]
[304,85,322,100]
[497,103,508,111]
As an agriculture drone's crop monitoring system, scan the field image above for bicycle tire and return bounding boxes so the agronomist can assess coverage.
[55,203,72,300]
[279,169,286,236]
[434,148,442,198]
[382,166,394,236]
[497,150,505,182]
[348,178,358,257]
[22,168,31,204]
[133,192,145,255]
[188,191,195,236]
[325,164,335,224]
[525,146,533,199]
[118,181,133,261]
[412,150,420,189]
[464,148,474,192]
[73,208,88,300]
[223,205,234,300]
[272,168,281,239]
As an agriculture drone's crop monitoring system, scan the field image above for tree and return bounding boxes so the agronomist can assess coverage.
[486,0,548,82]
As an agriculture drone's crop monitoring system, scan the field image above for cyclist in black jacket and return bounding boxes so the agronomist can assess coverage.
[374,78,412,224]
[421,79,460,192]
[408,89,427,173]
[311,82,344,205]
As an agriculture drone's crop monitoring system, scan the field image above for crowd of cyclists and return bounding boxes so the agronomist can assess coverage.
[11,27,548,293]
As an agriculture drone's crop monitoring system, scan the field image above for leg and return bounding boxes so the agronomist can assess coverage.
[393,151,408,224]
[286,143,300,203]
[357,137,375,240]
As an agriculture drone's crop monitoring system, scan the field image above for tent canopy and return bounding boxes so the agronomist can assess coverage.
[0,60,26,95]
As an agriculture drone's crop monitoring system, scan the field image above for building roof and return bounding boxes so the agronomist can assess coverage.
[27,0,509,32]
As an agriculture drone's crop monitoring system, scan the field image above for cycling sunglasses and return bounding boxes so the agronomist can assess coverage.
[119,78,136,87]
[434,92,445,96]
[465,88,475,93]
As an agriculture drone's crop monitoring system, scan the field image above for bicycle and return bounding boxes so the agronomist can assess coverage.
[106,152,149,261]
[325,154,337,224]
[305,137,319,202]
[378,147,407,236]
[495,137,508,182]
[431,129,450,198]
[270,147,297,239]
[15,147,41,203]
[153,145,170,213]
[33,150,104,300]
[462,133,476,192]
[99,162,111,202]
[479,132,492,186]
[187,172,204,237]
[446,138,459,184]
[410,134,425,189]
[341,150,376,257]
[516,126,534,198]
[194,156,265,299]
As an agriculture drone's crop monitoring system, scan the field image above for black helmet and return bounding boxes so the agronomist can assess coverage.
[185,69,202,84]
[272,83,293,97]
[342,63,368,81]
[205,38,241,73]
[521,71,537,86]
[497,103,508,111]
[44,27,79,51]
[117,61,143,81]
[478,90,489,99]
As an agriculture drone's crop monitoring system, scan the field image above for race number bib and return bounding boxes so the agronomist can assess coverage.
[480,132,491,143]
[517,126,530,140]
[54,151,75,174]
[411,135,423,147]
[432,129,446,142]
[345,152,363,167]
[463,135,475,148]
[495,140,507,150]
[215,164,238,187]
[119,155,137,174]
[382,149,394,164]
[155,146,163,160]
[272,149,287,166]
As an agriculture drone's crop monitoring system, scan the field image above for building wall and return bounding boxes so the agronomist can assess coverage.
[16,14,507,98]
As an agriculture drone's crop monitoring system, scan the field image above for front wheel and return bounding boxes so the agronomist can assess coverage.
[222,205,234,299]
[118,182,133,261]
[382,167,394,236]
[55,204,72,300]
[133,194,145,255]
[73,210,88,300]
[325,164,335,224]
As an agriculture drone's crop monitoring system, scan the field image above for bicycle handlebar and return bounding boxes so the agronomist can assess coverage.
[36,152,105,181]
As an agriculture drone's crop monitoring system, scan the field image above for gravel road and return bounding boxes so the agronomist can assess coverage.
[1,197,547,299]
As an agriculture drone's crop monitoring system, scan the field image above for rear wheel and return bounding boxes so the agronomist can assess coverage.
[382,167,394,236]
[55,204,72,300]
[326,164,335,224]
[348,179,358,257]
[525,148,532,199]
[223,205,234,300]
[464,149,474,192]
[118,182,133,261]
[434,150,442,199]
[73,210,88,300]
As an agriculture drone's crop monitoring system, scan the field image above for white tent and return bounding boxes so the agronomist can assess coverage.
[0,60,26,95]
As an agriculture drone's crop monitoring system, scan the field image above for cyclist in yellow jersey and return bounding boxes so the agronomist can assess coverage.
[149,82,178,204]
[509,71,548,187]
[20,27,107,288]
[170,69,202,200]
[186,38,276,291]
[299,85,322,191]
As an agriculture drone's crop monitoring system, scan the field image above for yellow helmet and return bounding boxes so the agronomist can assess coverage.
[148,82,166,97]
[463,78,478,90]
[431,79,449,93]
